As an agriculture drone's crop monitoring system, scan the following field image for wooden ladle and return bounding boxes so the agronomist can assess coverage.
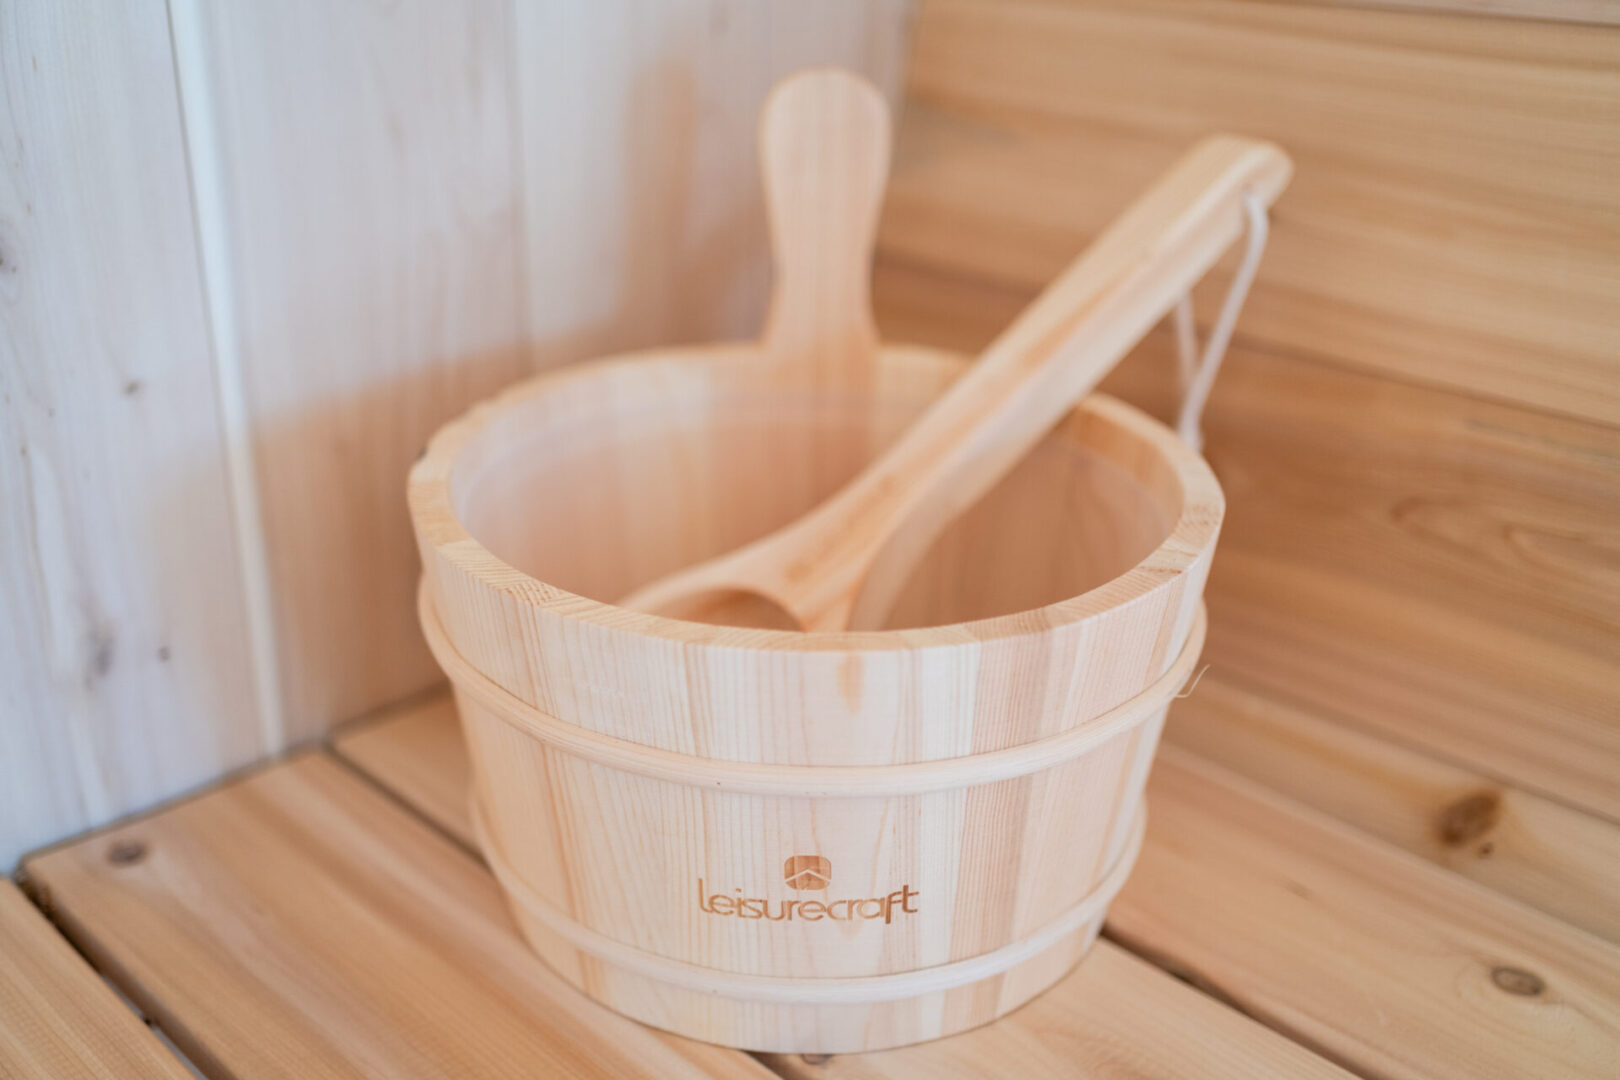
[620,135,1292,632]
[758,68,890,392]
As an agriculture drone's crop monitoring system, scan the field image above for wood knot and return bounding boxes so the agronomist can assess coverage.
[1437,791,1500,847]
[1491,966,1544,997]
[106,839,147,867]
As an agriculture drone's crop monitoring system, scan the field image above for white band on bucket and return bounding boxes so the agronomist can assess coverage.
[473,795,1145,1005]
[419,579,1206,798]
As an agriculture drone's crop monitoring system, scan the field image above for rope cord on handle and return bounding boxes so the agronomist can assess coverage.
[1173,191,1270,453]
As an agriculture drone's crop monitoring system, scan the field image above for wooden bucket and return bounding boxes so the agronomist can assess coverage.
[409,342,1221,1053]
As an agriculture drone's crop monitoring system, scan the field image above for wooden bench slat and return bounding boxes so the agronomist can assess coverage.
[1113,748,1620,1080]
[336,694,1352,1077]
[0,879,193,1079]
[1164,673,1620,942]
[23,753,772,1080]
[335,694,473,844]
[760,941,1348,1080]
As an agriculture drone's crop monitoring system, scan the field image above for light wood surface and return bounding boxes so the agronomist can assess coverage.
[1166,673,1620,942]
[760,943,1352,1079]
[1112,748,1620,1080]
[0,880,192,1079]
[334,693,474,845]
[341,694,1352,1079]
[514,2,912,365]
[889,0,1620,425]
[180,3,910,743]
[169,0,531,741]
[622,136,1284,632]
[1151,332,1620,822]
[1,2,914,865]
[1326,0,1620,25]
[24,753,775,1080]
[876,256,1620,823]
[0,0,265,868]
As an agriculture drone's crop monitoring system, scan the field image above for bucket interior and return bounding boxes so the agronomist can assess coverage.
[449,349,1181,630]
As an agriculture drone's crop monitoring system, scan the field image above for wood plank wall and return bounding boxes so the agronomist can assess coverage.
[0,0,911,868]
[6,0,1613,870]
[874,0,1620,822]
[1,2,263,871]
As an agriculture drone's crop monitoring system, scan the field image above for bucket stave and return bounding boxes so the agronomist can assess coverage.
[409,344,1222,1052]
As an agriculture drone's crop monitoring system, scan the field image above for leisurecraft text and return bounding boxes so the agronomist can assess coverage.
[697,881,920,922]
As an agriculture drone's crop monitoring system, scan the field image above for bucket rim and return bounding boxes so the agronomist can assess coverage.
[409,342,1224,654]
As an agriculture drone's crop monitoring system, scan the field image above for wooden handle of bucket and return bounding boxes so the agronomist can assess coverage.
[759,69,890,391]
[839,134,1291,628]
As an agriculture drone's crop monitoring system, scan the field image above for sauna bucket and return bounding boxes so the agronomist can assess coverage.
[409,343,1221,1053]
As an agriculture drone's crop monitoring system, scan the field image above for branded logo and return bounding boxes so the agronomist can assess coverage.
[698,855,918,924]
[783,854,832,891]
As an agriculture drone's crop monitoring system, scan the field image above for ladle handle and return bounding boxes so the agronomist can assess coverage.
[759,69,890,390]
[795,135,1292,630]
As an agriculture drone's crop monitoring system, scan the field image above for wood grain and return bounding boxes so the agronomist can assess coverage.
[1165,673,1620,942]
[1186,352,1620,821]
[0,0,264,868]
[1112,748,1620,1080]
[761,943,1352,1078]
[887,0,1620,424]
[333,692,473,845]
[339,693,1353,1079]
[0,880,192,1079]
[513,1,912,366]
[1325,0,1620,26]
[160,0,915,749]
[3,3,919,866]
[24,752,774,1080]
[876,257,1620,822]
[170,0,532,741]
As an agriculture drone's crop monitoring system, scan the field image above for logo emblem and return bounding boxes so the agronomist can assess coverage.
[783,854,831,891]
